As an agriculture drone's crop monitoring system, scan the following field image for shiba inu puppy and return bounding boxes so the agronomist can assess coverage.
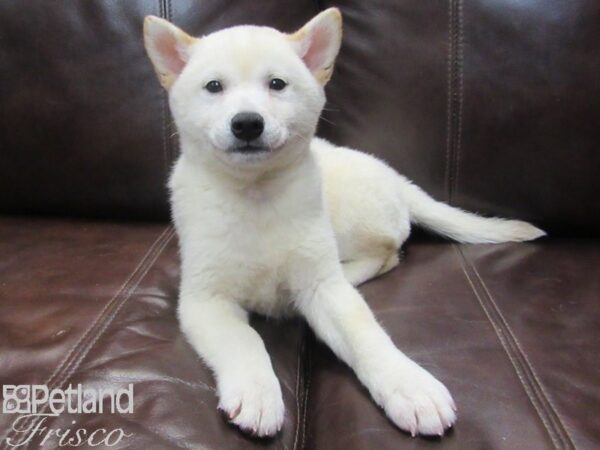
[144,8,545,438]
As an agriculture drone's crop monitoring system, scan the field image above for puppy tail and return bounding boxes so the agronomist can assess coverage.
[399,179,546,244]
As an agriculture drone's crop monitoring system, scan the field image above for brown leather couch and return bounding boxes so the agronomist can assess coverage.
[1,1,598,449]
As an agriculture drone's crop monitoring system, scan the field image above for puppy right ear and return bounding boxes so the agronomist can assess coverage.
[288,8,343,85]
[143,16,197,89]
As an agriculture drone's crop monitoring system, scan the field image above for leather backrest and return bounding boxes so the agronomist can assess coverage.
[0,0,316,220]
[0,1,170,220]
[1,0,598,234]
[319,0,600,236]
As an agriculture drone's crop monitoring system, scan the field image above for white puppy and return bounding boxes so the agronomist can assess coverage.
[144,8,544,438]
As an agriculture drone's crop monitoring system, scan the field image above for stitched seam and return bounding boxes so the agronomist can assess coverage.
[43,230,175,405]
[158,0,173,171]
[445,0,464,205]
[1,227,174,449]
[453,245,564,449]
[444,0,454,204]
[299,334,312,450]
[166,0,172,22]
[1,225,171,448]
[453,0,464,201]
[4,228,174,450]
[165,0,174,164]
[160,66,170,170]
[293,324,306,450]
[54,228,175,384]
[469,255,576,449]
[1,227,173,449]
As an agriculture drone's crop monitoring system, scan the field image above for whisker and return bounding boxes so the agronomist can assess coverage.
[291,131,310,144]
[319,115,337,126]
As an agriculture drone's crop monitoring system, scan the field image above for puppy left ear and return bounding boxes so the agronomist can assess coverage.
[143,16,197,89]
[288,8,343,85]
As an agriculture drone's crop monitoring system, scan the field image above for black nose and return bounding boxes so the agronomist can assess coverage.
[231,112,264,141]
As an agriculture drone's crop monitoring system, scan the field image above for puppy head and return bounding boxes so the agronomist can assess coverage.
[144,9,342,171]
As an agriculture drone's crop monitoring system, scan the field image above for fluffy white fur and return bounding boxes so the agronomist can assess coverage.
[144,8,545,438]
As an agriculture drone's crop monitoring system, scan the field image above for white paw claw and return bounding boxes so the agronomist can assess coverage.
[217,373,285,438]
[374,363,457,437]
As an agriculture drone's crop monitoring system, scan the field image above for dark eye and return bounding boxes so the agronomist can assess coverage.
[269,78,287,91]
[205,80,223,93]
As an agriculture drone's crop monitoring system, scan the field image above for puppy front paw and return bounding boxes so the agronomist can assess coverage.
[217,372,285,438]
[372,362,457,437]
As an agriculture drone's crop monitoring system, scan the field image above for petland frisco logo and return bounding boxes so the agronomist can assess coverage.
[3,384,134,447]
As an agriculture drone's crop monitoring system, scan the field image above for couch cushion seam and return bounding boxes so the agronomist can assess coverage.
[299,333,312,450]
[6,227,175,450]
[293,324,307,450]
[466,249,576,450]
[452,244,567,450]
[1,226,174,449]
[1,225,172,448]
[453,0,464,201]
[444,0,454,204]
[50,228,176,390]
[293,323,312,450]
[445,0,463,205]
[158,0,174,171]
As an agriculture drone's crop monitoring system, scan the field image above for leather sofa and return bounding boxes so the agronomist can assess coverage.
[1,1,598,449]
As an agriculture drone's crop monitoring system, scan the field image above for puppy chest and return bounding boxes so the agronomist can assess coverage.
[197,230,294,305]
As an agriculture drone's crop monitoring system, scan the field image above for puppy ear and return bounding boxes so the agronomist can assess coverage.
[288,8,343,85]
[143,16,197,89]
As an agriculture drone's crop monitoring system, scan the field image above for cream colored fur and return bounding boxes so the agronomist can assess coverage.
[144,8,545,438]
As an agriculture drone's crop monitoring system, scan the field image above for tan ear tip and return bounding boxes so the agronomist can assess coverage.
[144,15,166,31]
[144,15,156,32]
[326,7,343,22]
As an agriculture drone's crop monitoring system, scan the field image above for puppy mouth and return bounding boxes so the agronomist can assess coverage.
[230,143,269,154]
[229,142,270,155]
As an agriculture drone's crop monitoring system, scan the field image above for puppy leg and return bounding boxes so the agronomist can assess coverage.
[179,296,284,437]
[342,251,400,286]
[342,256,386,286]
[298,277,456,436]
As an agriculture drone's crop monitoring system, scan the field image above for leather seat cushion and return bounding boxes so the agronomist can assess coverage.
[304,240,599,449]
[1,218,598,448]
